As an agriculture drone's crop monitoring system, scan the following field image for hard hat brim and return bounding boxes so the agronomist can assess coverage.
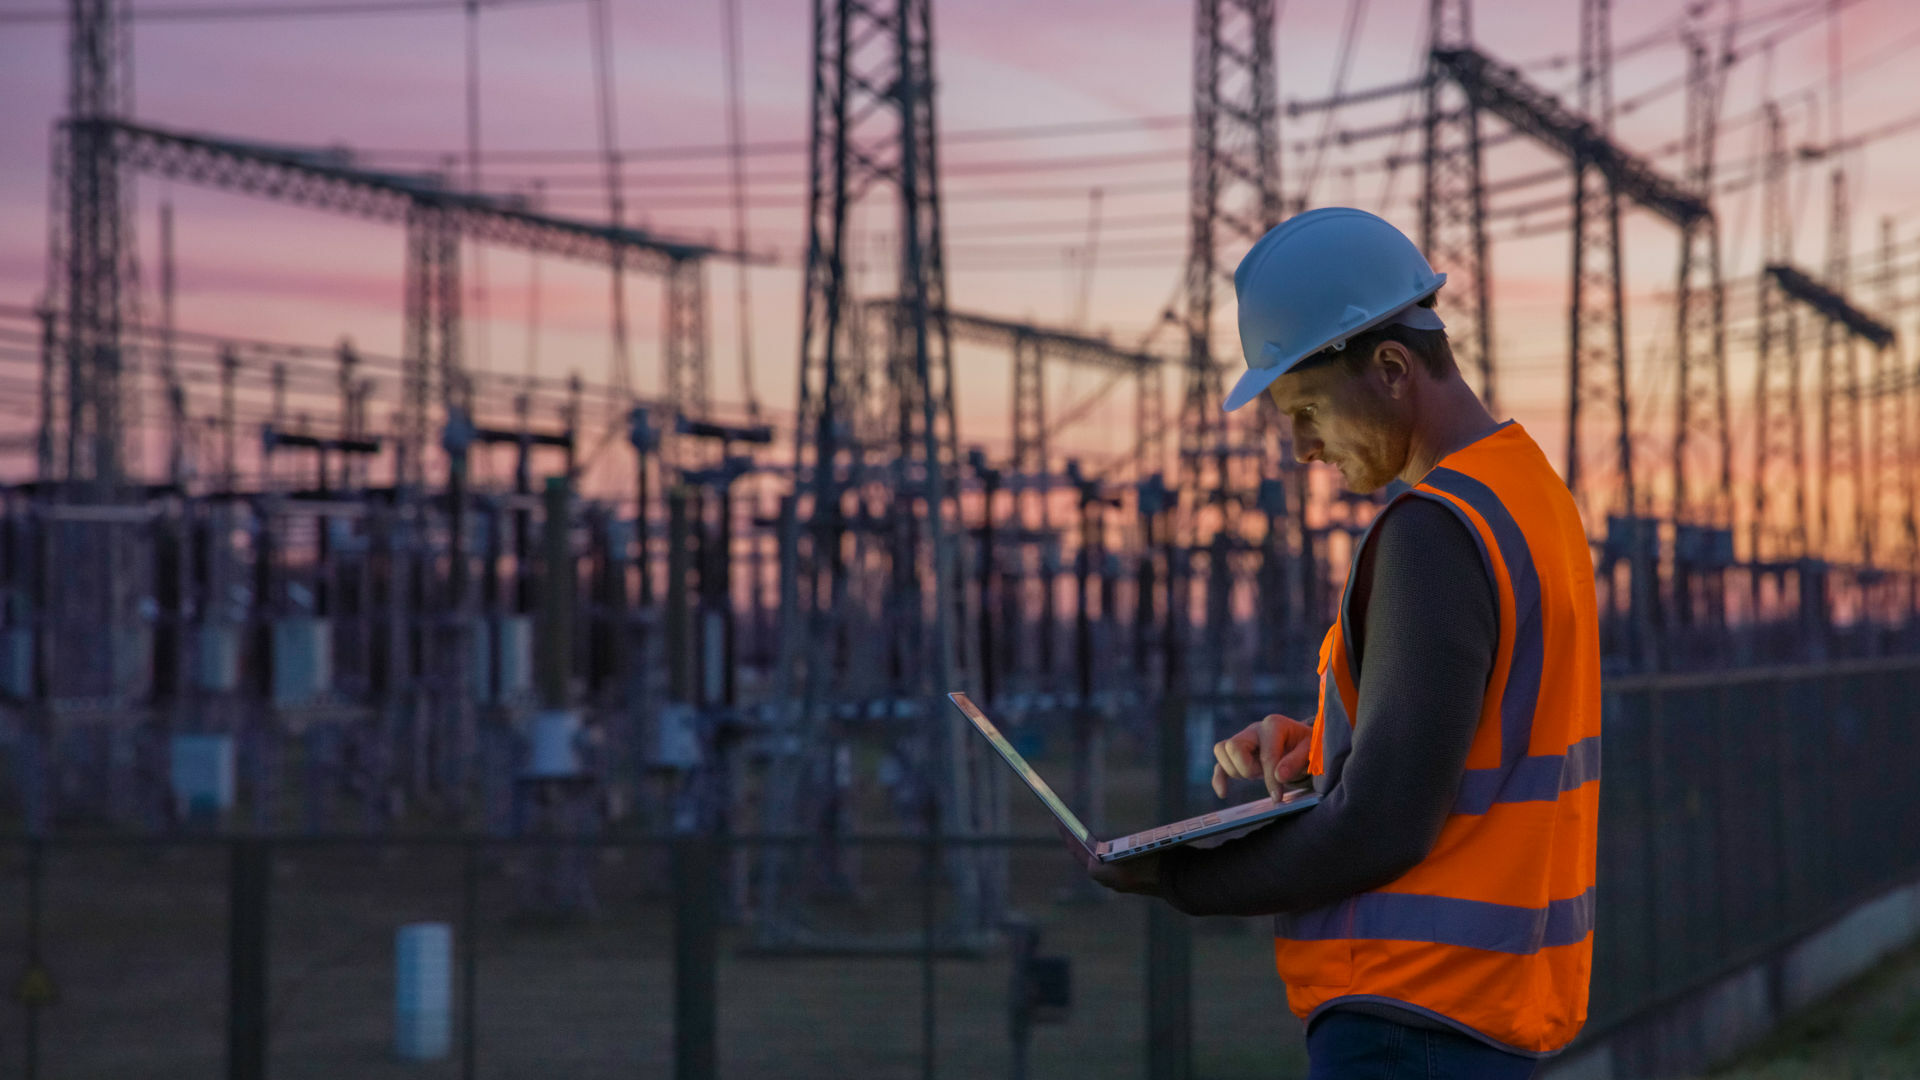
[1223,362,1286,412]
[1222,272,1446,413]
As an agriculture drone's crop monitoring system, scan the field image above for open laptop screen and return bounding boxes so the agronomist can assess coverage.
[949,692,1093,845]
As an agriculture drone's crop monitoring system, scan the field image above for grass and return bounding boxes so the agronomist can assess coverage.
[1701,940,1920,1080]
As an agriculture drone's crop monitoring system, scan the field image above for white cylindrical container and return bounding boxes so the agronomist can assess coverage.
[271,617,334,706]
[496,616,534,700]
[0,625,33,699]
[702,610,726,704]
[648,702,701,769]
[468,622,495,705]
[169,733,236,821]
[524,709,581,778]
[394,922,452,1062]
[194,622,241,693]
[1186,704,1217,787]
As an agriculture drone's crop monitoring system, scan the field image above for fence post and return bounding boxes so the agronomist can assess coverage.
[228,837,270,1080]
[23,838,45,1080]
[922,796,938,1080]
[674,834,718,1080]
[461,840,479,1080]
[1147,692,1191,1080]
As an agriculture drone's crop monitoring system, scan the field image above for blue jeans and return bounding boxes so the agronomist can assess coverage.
[1306,1009,1538,1079]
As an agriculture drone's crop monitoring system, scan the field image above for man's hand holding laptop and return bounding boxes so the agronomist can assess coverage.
[1064,711,1315,897]
[1056,818,1166,896]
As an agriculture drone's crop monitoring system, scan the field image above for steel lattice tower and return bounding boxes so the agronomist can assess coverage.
[778,0,990,951]
[1567,0,1632,519]
[401,205,463,489]
[37,0,150,701]
[1421,0,1496,414]
[794,0,962,665]
[1750,103,1807,569]
[1870,218,1914,601]
[1670,31,1732,646]
[1009,334,1046,531]
[1179,0,1283,529]
[1817,169,1866,564]
[45,0,142,492]
[1569,0,1657,666]
[663,257,711,420]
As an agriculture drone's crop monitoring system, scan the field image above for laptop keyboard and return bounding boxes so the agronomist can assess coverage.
[1121,812,1224,851]
[1117,797,1298,852]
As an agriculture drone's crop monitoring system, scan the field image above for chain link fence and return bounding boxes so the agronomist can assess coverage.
[4,655,1918,1078]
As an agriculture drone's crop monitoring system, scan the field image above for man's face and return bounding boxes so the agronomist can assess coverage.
[1265,344,1413,494]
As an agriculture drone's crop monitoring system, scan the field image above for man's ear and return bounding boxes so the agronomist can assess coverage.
[1372,341,1414,399]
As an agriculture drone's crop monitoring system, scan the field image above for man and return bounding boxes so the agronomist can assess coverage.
[1060,207,1601,1078]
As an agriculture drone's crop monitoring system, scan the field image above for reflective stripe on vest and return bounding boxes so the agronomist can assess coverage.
[1277,885,1596,956]
[1312,646,1353,796]
[1273,421,1601,1057]
[1419,465,1604,816]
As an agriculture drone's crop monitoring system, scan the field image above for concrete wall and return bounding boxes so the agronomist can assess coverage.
[1543,878,1920,1079]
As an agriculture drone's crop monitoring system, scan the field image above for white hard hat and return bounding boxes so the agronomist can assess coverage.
[1223,207,1447,412]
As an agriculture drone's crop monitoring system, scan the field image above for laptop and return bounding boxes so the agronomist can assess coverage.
[948,691,1319,863]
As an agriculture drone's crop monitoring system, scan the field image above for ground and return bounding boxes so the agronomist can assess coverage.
[1697,940,1920,1080]
[0,753,1312,1079]
[9,745,1920,1078]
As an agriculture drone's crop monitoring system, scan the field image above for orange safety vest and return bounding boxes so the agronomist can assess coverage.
[1279,419,1602,1057]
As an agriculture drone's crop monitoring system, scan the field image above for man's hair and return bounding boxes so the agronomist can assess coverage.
[1289,293,1454,379]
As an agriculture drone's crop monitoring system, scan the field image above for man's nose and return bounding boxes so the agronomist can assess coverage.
[1294,439,1322,465]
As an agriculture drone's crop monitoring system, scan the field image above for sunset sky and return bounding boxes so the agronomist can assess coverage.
[2,0,1917,521]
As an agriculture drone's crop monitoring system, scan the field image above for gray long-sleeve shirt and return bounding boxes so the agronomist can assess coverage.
[1158,493,1498,919]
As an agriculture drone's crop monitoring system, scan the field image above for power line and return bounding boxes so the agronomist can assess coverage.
[1289,76,1425,117]
[340,79,1463,172]
[0,0,575,24]
[538,176,1198,211]
[1509,0,1821,74]
[719,0,758,419]
[1297,0,1371,207]
[495,147,1194,190]
[508,113,1445,207]
[925,211,1191,238]
[349,115,1192,167]
[338,87,1467,168]
[1371,0,1432,215]
[587,0,633,410]
[466,0,493,382]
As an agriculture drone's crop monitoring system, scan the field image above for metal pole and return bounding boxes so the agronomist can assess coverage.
[921,785,940,1080]
[461,840,479,1080]
[980,466,998,704]
[227,838,270,1080]
[515,395,533,613]
[23,838,44,1080]
[1135,487,1157,678]
[538,476,571,709]
[35,302,54,482]
[673,835,718,1080]
[221,346,238,491]
[667,487,693,703]
[1147,690,1191,1080]
[161,201,184,486]
[1006,916,1033,1080]
[1148,494,1189,1080]
[632,408,656,609]
[449,417,471,610]
[714,472,737,707]
[1071,473,1103,838]
[638,444,652,607]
